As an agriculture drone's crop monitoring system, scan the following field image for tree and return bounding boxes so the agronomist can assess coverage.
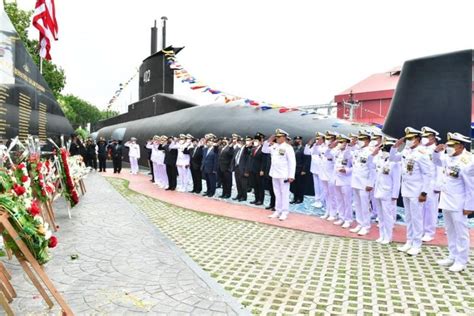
[58,94,104,128]
[4,1,66,98]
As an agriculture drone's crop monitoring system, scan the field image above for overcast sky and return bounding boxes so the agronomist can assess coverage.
[9,0,474,112]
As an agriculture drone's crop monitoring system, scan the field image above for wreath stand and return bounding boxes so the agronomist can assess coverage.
[41,200,58,233]
[0,210,73,315]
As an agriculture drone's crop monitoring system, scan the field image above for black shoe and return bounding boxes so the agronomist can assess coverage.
[202,192,208,196]
[290,200,297,204]
[207,193,214,197]
[189,190,196,193]
[238,198,246,202]
[219,195,226,198]
[232,196,240,201]
[250,200,257,204]
[224,194,231,199]
[150,180,154,182]
[265,205,274,210]
[295,200,303,204]
[255,201,263,206]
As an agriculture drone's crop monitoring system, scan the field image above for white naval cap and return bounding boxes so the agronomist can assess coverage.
[446,132,471,145]
[337,134,350,142]
[421,126,440,137]
[275,128,289,137]
[383,136,397,146]
[370,129,383,140]
[358,130,371,139]
[404,127,422,138]
[325,130,338,138]
[130,137,137,141]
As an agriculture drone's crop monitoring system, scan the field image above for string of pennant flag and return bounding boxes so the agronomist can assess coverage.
[106,70,139,110]
[106,50,319,115]
[162,49,304,114]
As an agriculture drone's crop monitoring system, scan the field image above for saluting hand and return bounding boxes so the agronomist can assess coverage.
[268,135,276,142]
[393,137,404,149]
[435,144,446,153]
[372,145,381,156]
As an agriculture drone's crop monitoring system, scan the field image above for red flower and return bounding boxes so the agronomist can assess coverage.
[17,163,25,170]
[13,184,26,196]
[36,162,43,171]
[20,175,29,183]
[28,200,41,216]
[38,174,43,180]
[48,236,58,248]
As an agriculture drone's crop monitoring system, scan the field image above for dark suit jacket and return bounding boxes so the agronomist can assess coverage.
[249,145,265,174]
[185,146,203,170]
[231,145,252,174]
[218,145,234,172]
[108,143,123,159]
[201,146,219,173]
[159,143,178,166]
[263,153,272,177]
[294,145,311,174]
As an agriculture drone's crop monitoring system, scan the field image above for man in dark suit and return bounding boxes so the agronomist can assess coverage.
[231,136,252,202]
[291,136,311,204]
[184,138,203,193]
[249,133,266,205]
[97,137,108,172]
[108,139,123,174]
[159,137,178,191]
[218,137,234,198]
[263,151,276,210]
[201,137,219,197]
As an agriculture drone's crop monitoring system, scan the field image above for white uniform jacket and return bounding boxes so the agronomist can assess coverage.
[312,144,334,182]
[262,141,296,180]
[176,142,191,166]
[389,145,432,198]
[433,149,474,211]
[146,142,165,165]
[304,144,321,175]
[351,146,375,190]
[124,142,141,159]
[327,147,352,186]
[373,152,401,200]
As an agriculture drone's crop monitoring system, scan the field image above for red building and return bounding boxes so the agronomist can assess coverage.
[334,67,401,125]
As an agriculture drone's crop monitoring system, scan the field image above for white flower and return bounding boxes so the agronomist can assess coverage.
[34,215,44,224]
[45,230,52,240]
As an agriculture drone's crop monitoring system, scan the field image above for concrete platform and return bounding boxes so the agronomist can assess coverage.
[5,174,247,315]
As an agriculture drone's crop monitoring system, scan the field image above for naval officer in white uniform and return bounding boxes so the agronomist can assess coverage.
[433,132,474,272]
[124,137,141,175]
[263,129,296,221]
[391,127,433,256]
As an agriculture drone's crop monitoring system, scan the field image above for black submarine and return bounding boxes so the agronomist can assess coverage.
[0,10,73,143]
[95,19,473,167]
[95,19,375,166]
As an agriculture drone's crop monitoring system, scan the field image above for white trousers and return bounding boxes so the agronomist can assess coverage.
[443,210,469,265]
[273,178,290,217]
[130,157,139,174]
[423,192,440,238]
[312,173,324,204]
[374,198,396,241]
[370,191,379,218]
[321,180,337,217]
[177,166,191,189]
[153,163,168,187]
[334,185,352,222]
[352,188,371,229]
[320,180,329,215]
[403,197,424,248]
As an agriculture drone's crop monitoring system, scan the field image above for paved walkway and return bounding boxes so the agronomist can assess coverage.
[107,177,474,315]
[105,170,474,247]
[5,174,246,315]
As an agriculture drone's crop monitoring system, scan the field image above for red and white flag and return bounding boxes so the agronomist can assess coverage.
[32,0,58,61]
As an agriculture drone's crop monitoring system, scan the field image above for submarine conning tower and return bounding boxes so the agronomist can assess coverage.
[93,18,197,132]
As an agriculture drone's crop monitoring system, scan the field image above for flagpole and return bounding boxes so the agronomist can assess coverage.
[39,56,43,74]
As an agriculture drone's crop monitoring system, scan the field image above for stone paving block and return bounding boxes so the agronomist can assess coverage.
[108,177,474,316]
[5,174,245,315]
